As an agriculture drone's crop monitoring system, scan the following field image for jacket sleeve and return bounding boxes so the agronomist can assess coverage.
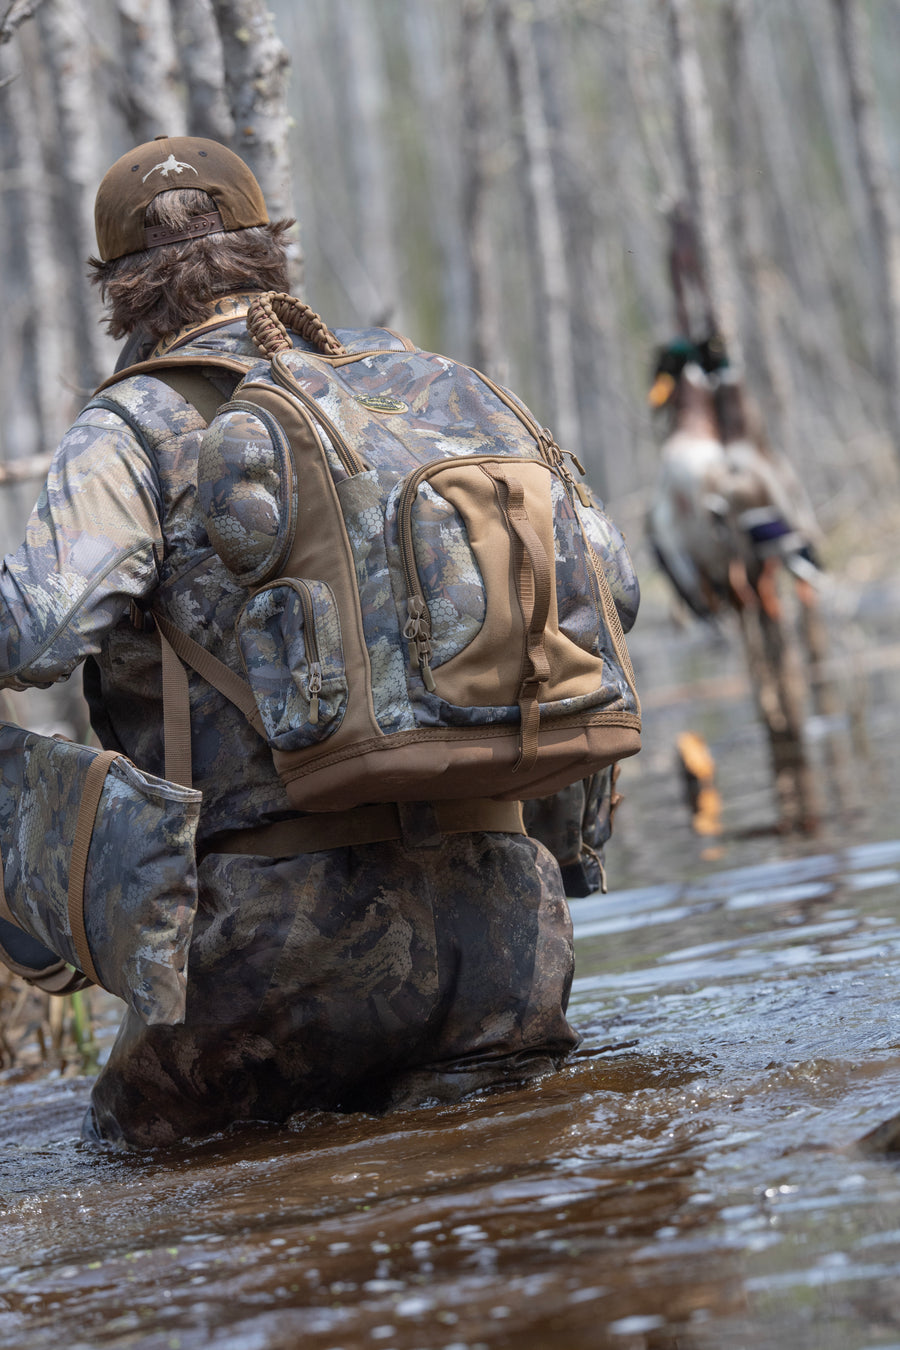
[0,406,163,687]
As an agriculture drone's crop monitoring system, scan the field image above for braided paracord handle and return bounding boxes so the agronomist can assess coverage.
[246,291,347,358]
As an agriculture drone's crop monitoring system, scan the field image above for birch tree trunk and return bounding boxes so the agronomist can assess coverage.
[37,0,111,393]
[721,0,791,451]
[832,0,900,458]
[666,0,741,360]
[330,0,398,328]
[460,0,503,378]
[0,27,67,457]
[404,2,468,356]
[495,0,580,458]
[750,3,878,476]
[534,0,622,499]
[170,0,233,143]
[116,0,184,141]
[209,0,300,285]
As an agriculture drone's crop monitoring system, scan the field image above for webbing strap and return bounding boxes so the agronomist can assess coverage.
[92,352,252,398]
[155,615,260,723]
[204,798,526,858]
[153,614,263,789]
[67,749,119,987]
[151,369,230,425]
[159,621,193,788]
[485,467,552,772]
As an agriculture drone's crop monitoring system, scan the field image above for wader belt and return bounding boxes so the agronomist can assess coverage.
[204,798,526,859]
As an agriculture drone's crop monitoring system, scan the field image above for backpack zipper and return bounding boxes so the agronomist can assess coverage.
[242,578,324,725]
[266,353,369,476]
[288,579,324,724]
[583,532,639,703]
[474,370,592,505]
[398,454,554,693]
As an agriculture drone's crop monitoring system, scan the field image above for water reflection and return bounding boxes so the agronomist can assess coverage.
[4,831,900,1347]
[4,607,900,1348]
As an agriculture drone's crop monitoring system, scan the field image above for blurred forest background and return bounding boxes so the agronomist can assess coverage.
[2,0,900,1064]
[3,0,900,568]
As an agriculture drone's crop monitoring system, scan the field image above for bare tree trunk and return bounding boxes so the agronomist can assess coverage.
[37,0,111,393]
[743,5,877,501]
[209,0,300,285]
[460,0,504,378]
[170,0,233,143]
[721,0,792,456]
[832,0,900,458]
[330,0,398,328]
[0,28,67,456]
[533,0,624,500]
[495,0,580,457]
[404,1,468,357]
[116,0,184,141]
[666,0,741,360]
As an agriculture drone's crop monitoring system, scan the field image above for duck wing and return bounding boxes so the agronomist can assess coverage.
[725,440,823,581]
[648,431,736,617]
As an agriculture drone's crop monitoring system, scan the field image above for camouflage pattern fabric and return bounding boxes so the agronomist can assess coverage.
[85,826,577,1148]
[0,723,200,1024]
[0,296,606,1147]
[524,766,622,898]
[199,337,641,749]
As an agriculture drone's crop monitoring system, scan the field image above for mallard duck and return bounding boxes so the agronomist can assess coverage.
[646,337,739,619]
[647,336,822,621]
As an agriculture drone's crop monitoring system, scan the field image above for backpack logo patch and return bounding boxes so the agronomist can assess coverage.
[355,394,408,414]
[143,154,200,183]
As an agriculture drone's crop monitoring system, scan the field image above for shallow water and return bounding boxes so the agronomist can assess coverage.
[4,592,900,1350]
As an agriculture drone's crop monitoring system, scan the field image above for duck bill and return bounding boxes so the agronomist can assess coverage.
[648,371,676,408]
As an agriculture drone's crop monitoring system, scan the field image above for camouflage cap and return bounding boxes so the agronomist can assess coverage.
[94,135,269,262]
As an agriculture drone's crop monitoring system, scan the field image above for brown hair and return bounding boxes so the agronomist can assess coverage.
[88,188,293,340]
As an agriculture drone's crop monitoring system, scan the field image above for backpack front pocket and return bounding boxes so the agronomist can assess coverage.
[237,579,348,751]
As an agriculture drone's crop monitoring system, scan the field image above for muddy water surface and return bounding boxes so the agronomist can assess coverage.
[4,590,900,1350]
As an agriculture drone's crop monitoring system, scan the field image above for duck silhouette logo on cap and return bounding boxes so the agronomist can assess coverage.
[142,154,199,184]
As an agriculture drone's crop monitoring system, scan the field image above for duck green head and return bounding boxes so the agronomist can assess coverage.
[648,336,702,407]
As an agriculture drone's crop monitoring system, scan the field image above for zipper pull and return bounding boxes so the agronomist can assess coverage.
[538,426,575,484]
[537,426,564,469]
[563,447,594,506]
[307,662,322,725]
[538,425,587,477]
[403,595,437,692]
[538,426,593,505]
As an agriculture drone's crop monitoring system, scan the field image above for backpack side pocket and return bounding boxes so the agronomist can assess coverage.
[237,579,348,751]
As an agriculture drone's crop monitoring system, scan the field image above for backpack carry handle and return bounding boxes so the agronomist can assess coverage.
[247,291,347,358]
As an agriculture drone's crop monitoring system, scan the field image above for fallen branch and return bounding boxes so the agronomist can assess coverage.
[0,0,46,45]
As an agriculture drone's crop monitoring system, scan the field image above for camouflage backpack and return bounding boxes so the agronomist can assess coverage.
[167,293,642,813]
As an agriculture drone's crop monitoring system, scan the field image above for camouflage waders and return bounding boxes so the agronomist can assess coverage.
[0,301,591,1148]
[85,827,577,1148]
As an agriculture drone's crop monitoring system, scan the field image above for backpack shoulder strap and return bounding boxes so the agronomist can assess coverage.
[92,352,255,400]
[150,367,236,425]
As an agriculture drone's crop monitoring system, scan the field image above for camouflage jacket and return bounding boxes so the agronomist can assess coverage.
[0,297,299,846]
[0,295,635,866]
